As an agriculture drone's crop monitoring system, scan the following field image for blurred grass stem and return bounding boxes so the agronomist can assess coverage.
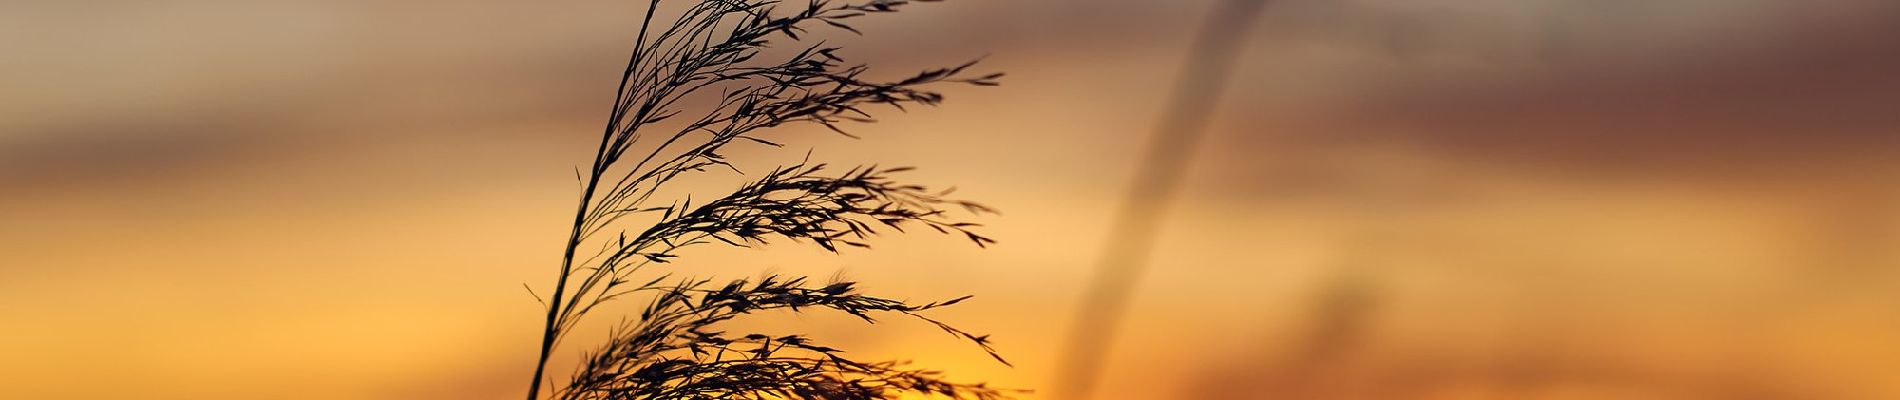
[1052,0,1270,399]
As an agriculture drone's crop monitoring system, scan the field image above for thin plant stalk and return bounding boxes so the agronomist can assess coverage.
[528,3,666,398]
[518,1,1011,399]
[1051,0,1270,399]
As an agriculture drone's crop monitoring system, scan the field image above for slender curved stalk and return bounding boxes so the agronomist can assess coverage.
[519,1,1009,399]
[527,4,662,398]
[1052,1,1270,399]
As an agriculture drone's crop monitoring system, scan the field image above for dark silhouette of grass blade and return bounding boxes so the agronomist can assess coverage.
[519,1,1012,399]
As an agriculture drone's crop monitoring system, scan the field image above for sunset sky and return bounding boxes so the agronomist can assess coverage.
[4,1,1899,399]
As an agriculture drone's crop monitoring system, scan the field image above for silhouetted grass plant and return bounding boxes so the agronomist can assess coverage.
[523,1,1009,399]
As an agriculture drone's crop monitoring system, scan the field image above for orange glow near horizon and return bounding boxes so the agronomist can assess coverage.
[4,1,1900,399]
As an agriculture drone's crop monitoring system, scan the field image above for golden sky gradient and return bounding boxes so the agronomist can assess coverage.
[4,1,1899,399]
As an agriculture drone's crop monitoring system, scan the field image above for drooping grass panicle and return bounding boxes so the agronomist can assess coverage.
[556,164,995,338]
[523,0,1010,399]
[556,277,1013,400]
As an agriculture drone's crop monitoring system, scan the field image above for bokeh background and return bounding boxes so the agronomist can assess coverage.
[5,0,1900,399]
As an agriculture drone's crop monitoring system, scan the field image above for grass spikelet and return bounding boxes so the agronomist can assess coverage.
[520,1,1011,399]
